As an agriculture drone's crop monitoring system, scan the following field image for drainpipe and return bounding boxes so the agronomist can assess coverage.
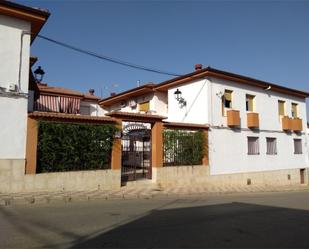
[18,30,31,93]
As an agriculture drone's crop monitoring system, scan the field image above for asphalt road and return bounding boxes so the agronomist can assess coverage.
[1,190,309,248]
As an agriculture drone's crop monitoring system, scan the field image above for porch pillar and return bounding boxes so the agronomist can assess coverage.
[25,117,38,174]
[151,121,163,167]
[111,118,122,170]
[202,129,209,166]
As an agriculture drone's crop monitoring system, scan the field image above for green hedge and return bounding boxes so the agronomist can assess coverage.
[37,121,117,173]
[163,129,206,166]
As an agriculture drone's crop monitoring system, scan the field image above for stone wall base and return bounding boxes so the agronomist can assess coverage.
[0,159,121,193]
[152,166,309,188]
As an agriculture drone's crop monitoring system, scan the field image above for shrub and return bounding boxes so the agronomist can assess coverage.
[163,129,206,166]
[37,121,117,173]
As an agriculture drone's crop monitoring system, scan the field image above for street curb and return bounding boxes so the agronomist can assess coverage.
[1,186,309,206]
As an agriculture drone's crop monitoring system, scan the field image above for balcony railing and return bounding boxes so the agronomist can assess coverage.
[247,112,259,129]
[34,95,81,114]
[291,118,302,132]
[282,116,292,131]
[227,110,240,127]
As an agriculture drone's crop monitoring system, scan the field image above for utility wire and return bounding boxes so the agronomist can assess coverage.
[37,34,181,77]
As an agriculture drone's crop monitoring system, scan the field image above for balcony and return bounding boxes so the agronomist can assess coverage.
[282,116,292,131]
[291,118,302,132]
[227,110,240,127]
[247,112,259,129]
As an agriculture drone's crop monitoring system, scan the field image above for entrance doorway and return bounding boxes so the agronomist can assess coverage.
[121,122,151,183]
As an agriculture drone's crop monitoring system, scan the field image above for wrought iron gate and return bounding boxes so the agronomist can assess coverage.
[121,123,151,182]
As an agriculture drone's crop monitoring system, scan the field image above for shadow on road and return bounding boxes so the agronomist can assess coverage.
[71,202,309,248]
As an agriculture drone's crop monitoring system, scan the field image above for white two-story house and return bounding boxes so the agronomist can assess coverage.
[100,64,309,186]
[0,1,49,186]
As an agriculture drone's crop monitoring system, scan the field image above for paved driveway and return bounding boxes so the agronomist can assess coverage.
[1,191,309,248]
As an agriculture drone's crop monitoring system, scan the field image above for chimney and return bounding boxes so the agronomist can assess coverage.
[88,89,95,95]
[110,92,116,97]
[195,64,202,71]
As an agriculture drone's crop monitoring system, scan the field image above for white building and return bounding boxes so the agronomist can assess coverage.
[0,1,49,181]
[0,1,308,192]
[100,64,309,186]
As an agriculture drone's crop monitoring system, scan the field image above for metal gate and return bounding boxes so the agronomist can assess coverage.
[121,123,151,182]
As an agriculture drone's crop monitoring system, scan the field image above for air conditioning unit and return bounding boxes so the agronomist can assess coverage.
[8,83,18,92]
[120,101,127,107]
[129,100,137,108]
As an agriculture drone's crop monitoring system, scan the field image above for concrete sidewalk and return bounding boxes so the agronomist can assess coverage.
[1,184,309,206]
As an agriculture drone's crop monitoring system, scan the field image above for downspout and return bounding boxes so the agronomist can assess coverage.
[18,31,31,93]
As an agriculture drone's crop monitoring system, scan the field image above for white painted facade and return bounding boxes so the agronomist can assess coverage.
[108,74,308,177]
[0,14,31,159]
[165,76,308,175]
[107,91,167,116]
[207,77,308,175]
[80,100,106,116]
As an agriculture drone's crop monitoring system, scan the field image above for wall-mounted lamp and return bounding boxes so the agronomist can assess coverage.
[34,66,45,83]
[174,88,186,108]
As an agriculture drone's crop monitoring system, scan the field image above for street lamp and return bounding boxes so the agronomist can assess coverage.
[34,66,45,83]
[174,88,186,108]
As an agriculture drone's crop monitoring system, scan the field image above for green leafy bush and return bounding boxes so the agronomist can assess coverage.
[163,129,206,166]
[37,121,117,173]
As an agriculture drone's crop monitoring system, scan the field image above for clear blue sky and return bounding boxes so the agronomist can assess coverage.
[18,0,308,113]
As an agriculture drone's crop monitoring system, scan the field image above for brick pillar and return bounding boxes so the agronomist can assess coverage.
[25,117,38,174]
[202,129,209,166]
[111,118,122,170]
[151,121,163,167]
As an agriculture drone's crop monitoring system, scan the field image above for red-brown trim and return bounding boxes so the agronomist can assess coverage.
[154,67,309,99]
[105,111,166,122]
[99,84,155,106]
[163,122,209,130]
[0,1,50,43]
[28,111,116,124]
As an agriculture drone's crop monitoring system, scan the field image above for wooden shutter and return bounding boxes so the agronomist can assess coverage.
[224,90,232,101]
[246,95,254,112]
[139,101,150,112]
[291,103,298,118]
[278,100,285,116]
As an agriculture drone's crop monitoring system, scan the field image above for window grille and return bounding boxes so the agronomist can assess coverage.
[266,137,277,155]
[248,137,259,155]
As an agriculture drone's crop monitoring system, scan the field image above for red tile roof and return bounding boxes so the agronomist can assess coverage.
[37,83,100,101]
[29,111,115,123]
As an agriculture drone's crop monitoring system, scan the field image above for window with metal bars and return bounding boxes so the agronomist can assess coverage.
[294,139,302,154]
[266,137,277,155]
[247,136,259,155]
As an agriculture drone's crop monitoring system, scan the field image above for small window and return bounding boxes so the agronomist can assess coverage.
[291,103,298,118]
[248,137,259,155]
[294,139,302,154]
[224,90,232,108]
[222,90,233,115]
[246,94,255,112]
[139,101,150,112]
[80,105,91,115]
[266,137,277,155]
[278,100,285,116]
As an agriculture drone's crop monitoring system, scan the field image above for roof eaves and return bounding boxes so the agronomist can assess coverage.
[99,83,156,106]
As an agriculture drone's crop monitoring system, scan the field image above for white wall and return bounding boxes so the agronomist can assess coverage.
[162,75,307,175]
[208,77,307,130]
[109,93,156,113]
[0,15,30,93]
[152,91,167,116]
[209,128,308,175]
[166,78,208,124]
[80,100,106,116]
[0,15,30,159]
[207,76,308,175]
